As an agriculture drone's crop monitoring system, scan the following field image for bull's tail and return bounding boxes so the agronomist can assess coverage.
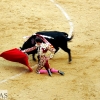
[66,34,74,41]
[62,32,73,41]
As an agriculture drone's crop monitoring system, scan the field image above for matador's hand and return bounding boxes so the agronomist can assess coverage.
[49,53,54,59]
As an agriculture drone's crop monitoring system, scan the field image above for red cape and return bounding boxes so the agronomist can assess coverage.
[0,48,32,71]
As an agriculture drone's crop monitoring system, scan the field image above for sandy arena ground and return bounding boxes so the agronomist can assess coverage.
[0,0,100,100]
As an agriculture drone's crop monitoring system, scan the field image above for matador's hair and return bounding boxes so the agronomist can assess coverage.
[35,37,43,43]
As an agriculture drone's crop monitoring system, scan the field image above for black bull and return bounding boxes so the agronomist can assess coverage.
[20,31,73,63]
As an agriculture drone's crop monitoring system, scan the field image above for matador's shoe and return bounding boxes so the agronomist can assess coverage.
[47,69,52,76]
[58,70,64,76]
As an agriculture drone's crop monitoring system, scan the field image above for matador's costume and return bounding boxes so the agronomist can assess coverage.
[22,34,64,76]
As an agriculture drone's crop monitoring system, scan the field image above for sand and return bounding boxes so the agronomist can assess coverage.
[0,0,100,100]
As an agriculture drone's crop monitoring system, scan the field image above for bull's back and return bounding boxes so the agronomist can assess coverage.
[36,31,68,47]
[36,31,68,39]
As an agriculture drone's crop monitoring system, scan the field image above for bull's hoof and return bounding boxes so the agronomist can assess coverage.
[68,61,72,64]
[33,58,37,61]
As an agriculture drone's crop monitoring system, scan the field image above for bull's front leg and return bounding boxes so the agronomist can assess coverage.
[32,49,38,61]
[32,53,37,61]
